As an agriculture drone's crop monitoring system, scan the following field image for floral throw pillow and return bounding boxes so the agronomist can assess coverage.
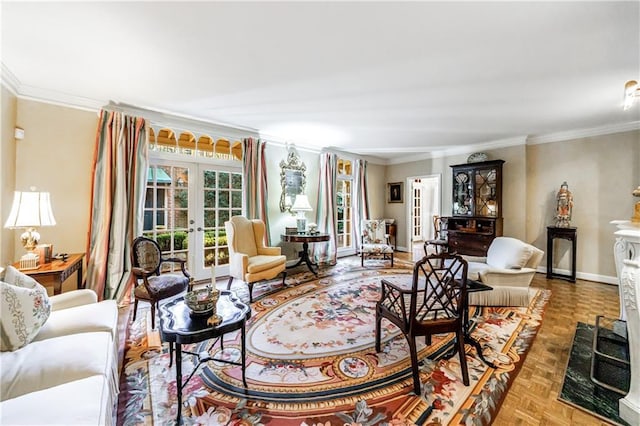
[1,266,51,351]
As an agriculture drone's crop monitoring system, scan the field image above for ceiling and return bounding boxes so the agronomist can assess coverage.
[2,1,639,163]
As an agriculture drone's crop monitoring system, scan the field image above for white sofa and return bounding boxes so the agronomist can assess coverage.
[463,236,544,307]
[1,289,119,425]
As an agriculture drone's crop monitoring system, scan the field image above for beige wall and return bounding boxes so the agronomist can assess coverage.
[366,162,386,219]
[1,86,18,266]
[14,99,97,256]
[526,130,639,279]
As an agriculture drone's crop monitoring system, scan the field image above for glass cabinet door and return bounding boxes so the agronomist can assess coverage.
[474,167,498,217]
[450,159,503,218]
[453,170,473,215]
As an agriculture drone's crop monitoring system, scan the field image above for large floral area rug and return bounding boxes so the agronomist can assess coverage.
[118,261,549,426]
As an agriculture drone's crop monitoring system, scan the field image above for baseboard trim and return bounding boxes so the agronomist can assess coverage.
[535,266,618,285]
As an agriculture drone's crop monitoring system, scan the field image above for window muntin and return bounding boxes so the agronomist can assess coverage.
[202,169,243,269]
[143,165,190,273]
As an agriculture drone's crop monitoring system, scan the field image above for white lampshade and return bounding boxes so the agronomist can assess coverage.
[291,194,312,212]
[4,191,56,228]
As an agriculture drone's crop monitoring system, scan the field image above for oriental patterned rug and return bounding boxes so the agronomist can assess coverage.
[118,262,549,426]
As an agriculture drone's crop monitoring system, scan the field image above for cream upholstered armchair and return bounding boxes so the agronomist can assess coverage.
[464,236,544,307]
[225,216,287,302]
[360,219,394,267]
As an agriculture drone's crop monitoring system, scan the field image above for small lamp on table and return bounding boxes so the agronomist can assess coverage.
[4,189,56,269]
[292,194,313,234]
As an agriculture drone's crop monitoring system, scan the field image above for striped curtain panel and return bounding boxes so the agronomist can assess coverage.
[242,138,270,245]
[86,110,148,302]
[313,152,338,265]
[353,159,370,252]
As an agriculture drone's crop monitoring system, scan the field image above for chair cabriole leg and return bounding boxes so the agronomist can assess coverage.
[151,302,157,329]
[132,299,139,322]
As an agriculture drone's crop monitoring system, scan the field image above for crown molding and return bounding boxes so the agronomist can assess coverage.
[527,121,640,145]
[257,133,321,155]
[18,84,105,112]
[1,65,100,113]
[1,63,20,96]
[385,136,528,165]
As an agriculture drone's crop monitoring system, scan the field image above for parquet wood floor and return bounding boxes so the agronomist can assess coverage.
[493,273,621,426]
[398,251,622,425]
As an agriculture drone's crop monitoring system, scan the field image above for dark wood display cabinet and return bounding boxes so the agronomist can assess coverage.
[443,159,504,256]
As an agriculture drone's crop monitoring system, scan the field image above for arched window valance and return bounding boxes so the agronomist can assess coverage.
[148,127,243,161]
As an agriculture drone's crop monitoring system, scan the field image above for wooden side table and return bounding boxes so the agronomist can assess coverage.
[281,233,330,275]
[546,226,577,283]
[13,253,85,295]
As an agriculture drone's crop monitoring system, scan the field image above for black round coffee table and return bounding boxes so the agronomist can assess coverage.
[159,290,251,424]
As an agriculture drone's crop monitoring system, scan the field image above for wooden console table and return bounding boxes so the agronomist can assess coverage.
[281,233,330,275]
[13,253,85,295]
[546,226,577,283]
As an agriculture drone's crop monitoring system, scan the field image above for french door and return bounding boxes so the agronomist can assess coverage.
[407,175,441,253]
[412,181,423,242]
[143,160,242,281]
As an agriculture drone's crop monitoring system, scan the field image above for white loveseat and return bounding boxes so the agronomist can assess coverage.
[1,287,119,425]
[463,236,544,307]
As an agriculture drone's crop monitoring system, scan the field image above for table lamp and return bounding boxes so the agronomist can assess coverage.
[291,194,313,233]
[4,189,56,268]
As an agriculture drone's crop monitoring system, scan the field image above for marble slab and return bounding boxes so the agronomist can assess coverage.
[558,322,628,425]
[559,322,630,426]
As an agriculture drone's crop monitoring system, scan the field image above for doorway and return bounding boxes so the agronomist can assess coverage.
[406,175,441,261]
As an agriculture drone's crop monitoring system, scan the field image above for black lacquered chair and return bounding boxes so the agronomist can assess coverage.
[375,253,469,394]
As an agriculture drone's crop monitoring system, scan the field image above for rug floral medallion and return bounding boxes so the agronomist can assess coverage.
[119,261,550,426]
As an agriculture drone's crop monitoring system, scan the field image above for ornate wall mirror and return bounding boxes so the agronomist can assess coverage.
[280,150,307,213]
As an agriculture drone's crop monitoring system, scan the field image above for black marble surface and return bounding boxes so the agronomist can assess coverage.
[559,322,630,426]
